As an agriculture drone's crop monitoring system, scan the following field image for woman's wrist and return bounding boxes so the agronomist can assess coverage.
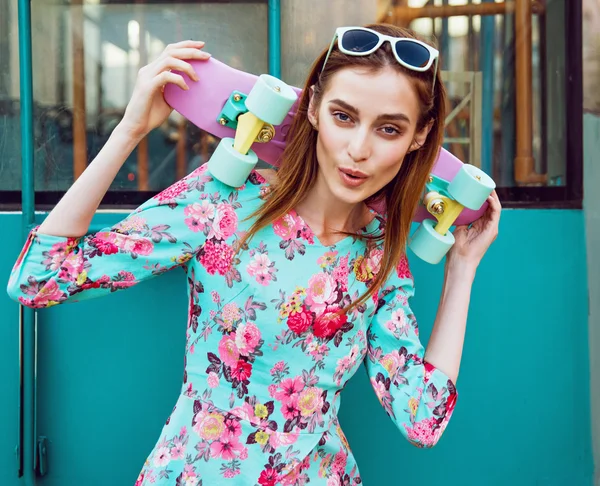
[444,254,478,282]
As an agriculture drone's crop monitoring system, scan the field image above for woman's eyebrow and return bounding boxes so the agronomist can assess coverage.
[328,98,411,124]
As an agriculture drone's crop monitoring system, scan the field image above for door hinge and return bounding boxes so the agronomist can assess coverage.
[36,437,48,476]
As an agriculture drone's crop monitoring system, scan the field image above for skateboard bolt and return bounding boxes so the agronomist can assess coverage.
[430,201,445,214]
[233,94,242,102]
[475,175,481,181]
[255,124,275,143]
[219,118,228,126]
[428,176,433,184]
[274,86,281,92]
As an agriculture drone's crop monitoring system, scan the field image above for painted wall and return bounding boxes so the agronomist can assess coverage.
[0,208,593,485]
[584,113,600,486]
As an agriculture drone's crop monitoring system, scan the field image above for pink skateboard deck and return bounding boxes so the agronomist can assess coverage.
[164,57,487,226]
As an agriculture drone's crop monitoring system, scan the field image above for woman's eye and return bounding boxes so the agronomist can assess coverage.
[382,126,401,135]
[333,112,351,122]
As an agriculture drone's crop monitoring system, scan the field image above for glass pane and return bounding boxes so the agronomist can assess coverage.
[404,0,567,188]
[0,0,21,192]
[30,0,268,194]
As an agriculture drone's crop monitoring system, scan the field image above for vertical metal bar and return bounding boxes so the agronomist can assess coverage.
[72,0,87,180]
[267,0,281,78]
[480,0,495,174]
[441,0,449,70]
[17,0,37,482]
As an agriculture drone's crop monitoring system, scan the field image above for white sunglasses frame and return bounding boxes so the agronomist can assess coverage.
[321,26,440,92]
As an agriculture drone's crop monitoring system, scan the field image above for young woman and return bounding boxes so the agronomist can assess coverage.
[8,24,500,486]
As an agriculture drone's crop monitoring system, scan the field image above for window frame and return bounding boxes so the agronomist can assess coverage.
[0,0,583,211]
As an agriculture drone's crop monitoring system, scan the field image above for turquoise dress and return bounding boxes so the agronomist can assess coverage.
[7,164,457,485]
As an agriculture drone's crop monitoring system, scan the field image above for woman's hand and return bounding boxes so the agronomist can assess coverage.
[118,40,210,141]
[447,190,501,271]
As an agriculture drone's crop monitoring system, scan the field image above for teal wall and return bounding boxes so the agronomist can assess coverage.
[1,208,593,485]
[584,112,600,486]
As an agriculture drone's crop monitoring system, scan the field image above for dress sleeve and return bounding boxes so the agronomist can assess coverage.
[365,255,458,448]
[7,165,219,309]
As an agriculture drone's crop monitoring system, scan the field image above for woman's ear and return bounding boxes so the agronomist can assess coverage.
[307,85,318,130]
[409,119,434,152]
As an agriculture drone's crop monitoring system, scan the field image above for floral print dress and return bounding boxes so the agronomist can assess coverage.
[7,164,457,486]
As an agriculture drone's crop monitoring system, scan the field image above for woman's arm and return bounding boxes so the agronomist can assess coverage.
[38,40,210,238]
[424,191,502,382]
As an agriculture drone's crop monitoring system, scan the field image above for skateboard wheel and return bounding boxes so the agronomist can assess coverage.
[408,219,455,264]
[245,74,298,125]
[447,164,495,210]
[208,137,258,187]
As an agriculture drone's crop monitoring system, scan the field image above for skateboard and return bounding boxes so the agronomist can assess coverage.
[163,57,495,264]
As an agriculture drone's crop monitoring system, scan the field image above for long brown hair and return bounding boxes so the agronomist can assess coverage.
[240,24,446,311]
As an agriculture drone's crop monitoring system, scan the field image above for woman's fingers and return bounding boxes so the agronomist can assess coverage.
[158,47,211,67]
[154,71,189,92]
[156,57,199,82]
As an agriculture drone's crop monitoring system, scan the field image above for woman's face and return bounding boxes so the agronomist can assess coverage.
[308,65,431,206]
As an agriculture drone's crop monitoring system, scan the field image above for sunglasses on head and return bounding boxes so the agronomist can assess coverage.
[321,26,440,93]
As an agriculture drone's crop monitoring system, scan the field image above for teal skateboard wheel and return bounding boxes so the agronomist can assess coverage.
[208,137,258,188]
[409,219,456,264]
[244,74,298,125]
[447,164,495,210]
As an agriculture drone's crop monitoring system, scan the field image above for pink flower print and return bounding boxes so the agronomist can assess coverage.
[317,250,338,268]
[313,306,347,339]
[268,430,299,449]
[396,254,413,280]
[273,376,304,402]
[366,248,384,275]
[280,394,300,420]
[403,416,440,447]
[223,417,242,440]
[218,335,240,367]
[170,437,185,461]
[152,445,171,467]
[58,255,83,281]
[231,360,252,381]
[32,279,65,307]
[112,270,137,289]
[380,350,405,375]
[273,213,301,240]
[193,411,226,441]
[331,450,347,475]
[297,387,323,417]
[90,235,118,255]
[255,273,272,286]
[235,322,261,356]
[221,302,241,329]
[327,476,341,486]
[286,306,314,335]
[270,361,286,375]
[42,240,70,270]
[391,308,406,328]
[246,253,272,277]
[102,232,154,256]
[114,215,147,233]
[208,202,238,241]
[207,372,219,388]
[268,384,277,397]
[199,240,234,276]
[210,436,245,460]
[182,463,199,484]
[370,376,389,403]
[185,200,215,225]
[305,273,336,314]
[153,179,188,203]
[210,290,220,303]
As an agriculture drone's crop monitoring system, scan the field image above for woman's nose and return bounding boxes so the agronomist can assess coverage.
[346,128,371,162]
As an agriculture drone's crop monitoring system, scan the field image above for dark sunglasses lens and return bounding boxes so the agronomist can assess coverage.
[395,41,431,68]
[340,29,379,53]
